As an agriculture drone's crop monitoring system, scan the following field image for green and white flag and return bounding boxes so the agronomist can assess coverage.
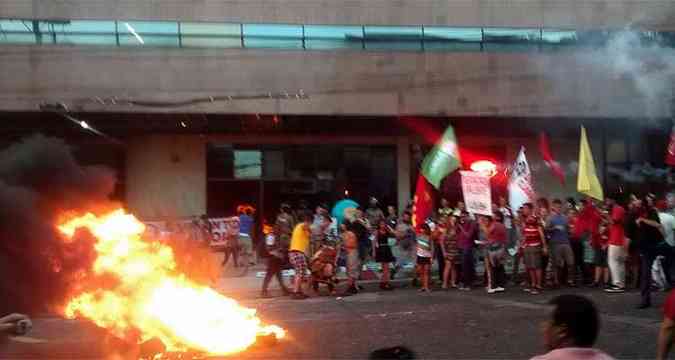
[420,125,461,189]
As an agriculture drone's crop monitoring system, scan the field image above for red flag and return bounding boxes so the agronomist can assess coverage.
[666,126,675,166]
[412,174,435,231]
[538,132,566,185]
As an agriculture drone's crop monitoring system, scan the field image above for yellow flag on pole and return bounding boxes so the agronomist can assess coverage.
[577,126,604,201]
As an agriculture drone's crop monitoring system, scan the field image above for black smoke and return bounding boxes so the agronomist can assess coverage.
[0,134,117,314]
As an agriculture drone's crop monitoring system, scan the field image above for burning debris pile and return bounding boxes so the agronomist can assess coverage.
[58,209,284,356]
[0,134,284,357]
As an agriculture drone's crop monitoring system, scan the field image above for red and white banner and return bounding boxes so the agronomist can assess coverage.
[508,147,536,212]
[460,171,492,216]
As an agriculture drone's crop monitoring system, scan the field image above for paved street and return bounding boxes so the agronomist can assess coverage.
[0,279,668,359]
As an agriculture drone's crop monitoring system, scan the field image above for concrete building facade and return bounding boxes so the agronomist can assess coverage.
[1,1,673,221]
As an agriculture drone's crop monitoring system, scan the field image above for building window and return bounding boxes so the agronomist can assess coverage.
[304,25,363,50]
[364,26,423,51]
[242,24,303,49]
[234,150,262,178]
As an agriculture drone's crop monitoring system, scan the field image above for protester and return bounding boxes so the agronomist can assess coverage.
[457,211,478,291]
[261,227,290,298]
[395,211,416,279]
[275,203,296,249]
[567,208,584,285]
[431,217,447,286]
[605,196,627,293]
[547,199,575,287]
[625,195,642,289]
[288,214,313,300]
[386,205,398,229]
[521,203,547,294]
[343,227,361,295]
[437,198,453,220]
[576,199,602,286]
[637,195,664,309]
[658,289,675,360]
[366,197,385,231]
[416,223,434,293]
[485,212,508,293]
[510,208,525,285]
[374,220,396,290]
[531,295,613,360]
[441,215,460,289]
[347,209,371,262]
[310,213,332,256]
[592,218,610,288]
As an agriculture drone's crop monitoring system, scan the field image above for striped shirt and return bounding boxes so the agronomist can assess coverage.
[522,216,543,247]
[416,235,433,258]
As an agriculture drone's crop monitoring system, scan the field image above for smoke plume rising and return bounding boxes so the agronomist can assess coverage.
[0,134,117,314]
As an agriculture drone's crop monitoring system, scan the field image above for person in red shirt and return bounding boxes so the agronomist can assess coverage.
[484,212,508,293]
[520,203,548,294]
[606,197,627,293]
[592,215,610,288]
[658,290,675,359]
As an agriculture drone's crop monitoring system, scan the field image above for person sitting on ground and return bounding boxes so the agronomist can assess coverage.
[531,295,613,360]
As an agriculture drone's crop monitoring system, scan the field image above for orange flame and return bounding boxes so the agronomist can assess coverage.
[57,209,284,355]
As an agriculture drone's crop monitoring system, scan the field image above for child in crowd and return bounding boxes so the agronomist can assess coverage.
[416,223,434,293]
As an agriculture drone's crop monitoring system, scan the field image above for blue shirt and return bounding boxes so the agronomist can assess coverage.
[239,214,254,235]
[547,214,569,245]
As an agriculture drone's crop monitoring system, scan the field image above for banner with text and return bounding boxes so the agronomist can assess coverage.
[460,171,492,216]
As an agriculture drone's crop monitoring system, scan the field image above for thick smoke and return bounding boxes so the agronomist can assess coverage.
[0,134,117,314]
[571,30,674,119]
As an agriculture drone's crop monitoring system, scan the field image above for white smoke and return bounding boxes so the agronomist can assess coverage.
[575,29,675,119]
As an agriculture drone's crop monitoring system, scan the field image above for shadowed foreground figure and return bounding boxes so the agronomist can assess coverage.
[531,295,613,360]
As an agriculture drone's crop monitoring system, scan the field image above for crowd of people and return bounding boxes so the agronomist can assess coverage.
[261,193,675,307]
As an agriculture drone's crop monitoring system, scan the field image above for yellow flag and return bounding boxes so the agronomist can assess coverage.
[577,126,604,201]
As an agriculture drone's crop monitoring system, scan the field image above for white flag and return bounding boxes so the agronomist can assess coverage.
[508,147,536,212]
[460,171,492,216]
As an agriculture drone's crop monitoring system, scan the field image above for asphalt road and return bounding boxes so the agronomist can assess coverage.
[1,283,668,359]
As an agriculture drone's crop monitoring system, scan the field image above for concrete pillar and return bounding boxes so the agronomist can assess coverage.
[126,135,207,219]
[397,136,411,213]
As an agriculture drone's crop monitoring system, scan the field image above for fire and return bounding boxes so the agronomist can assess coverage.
[57,209,285,356]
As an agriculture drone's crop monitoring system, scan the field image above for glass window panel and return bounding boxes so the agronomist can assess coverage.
[541,30,577,45]
[263,150,285,178]
[180,22,240,36]
[181,36,241,48]
[234,150,262,178]
[304,25,363,50]
[573,30,611,46]
[423,27,482,42]
[56,34,117,46]
[0,19,34,32]
[659,32,675,47]
[122,21,178,35]
[484,28,540,42]
[364,26,422,51]
[41,20,115,34]
[0,33,36,44]
[243,24,303,49]
[119,34,179,47]
[207,144,234,178]
[424,41,482,52]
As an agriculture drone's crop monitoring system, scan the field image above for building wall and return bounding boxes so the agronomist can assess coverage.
[2,1,674,29]
[0,45,667,118]
[126,135,206,219]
